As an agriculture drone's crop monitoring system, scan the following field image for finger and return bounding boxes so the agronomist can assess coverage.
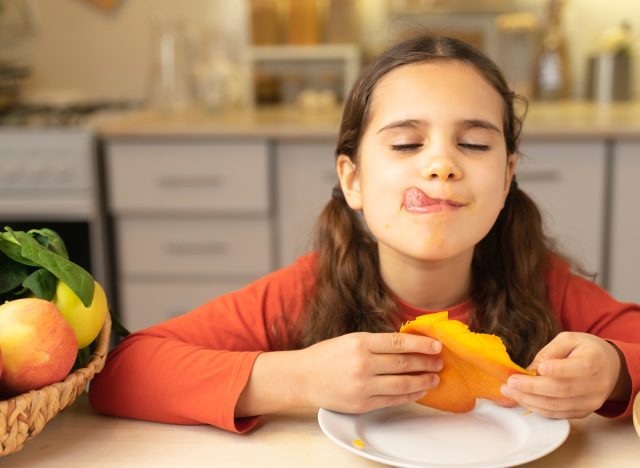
[518,402,591,420]
[368,332,442,355]
[530,332,579,368]
[370,353,443,375]
[504,375,591,398]
[501,381,596,414]
[365,389,429,413]
[370,373,440,397]
[495,396,518,407]
[534,357,599,379]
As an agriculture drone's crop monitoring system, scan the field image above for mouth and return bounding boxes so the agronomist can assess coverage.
[402,187,465,213]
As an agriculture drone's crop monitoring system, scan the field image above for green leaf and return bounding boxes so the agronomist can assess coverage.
[5,228,95,307]
[73,346,92,371]
[0,252,33,294]
[110,309,131,338]
[22,268,58,300]
[28,228,69,259]
[0,233,39,267]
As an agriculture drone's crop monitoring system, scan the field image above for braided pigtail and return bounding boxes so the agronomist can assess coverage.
[470,177,560,366]
[297,186,396,348]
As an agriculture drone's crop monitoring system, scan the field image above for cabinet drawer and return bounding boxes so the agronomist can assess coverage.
[116,217,272,277]
[610,141,640,302]
[519,140,606,280]
[121,279,248,331]
[107,140,270,214]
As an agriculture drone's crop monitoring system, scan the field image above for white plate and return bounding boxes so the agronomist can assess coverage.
[318,401,570,468]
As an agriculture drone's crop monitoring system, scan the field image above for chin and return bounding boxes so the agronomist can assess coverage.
[406,240,476,263]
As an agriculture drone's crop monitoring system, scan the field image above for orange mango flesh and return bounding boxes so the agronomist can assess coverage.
[399,311,535,413]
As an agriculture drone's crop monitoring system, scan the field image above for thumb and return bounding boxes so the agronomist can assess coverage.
[528,332,578,372]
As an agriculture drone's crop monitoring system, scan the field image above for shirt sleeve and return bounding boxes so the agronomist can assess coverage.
[88,254,316,433]
[547,259,640,418]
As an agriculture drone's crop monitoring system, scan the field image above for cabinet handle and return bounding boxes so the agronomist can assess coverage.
[157,174,224,188]
[517,169,562,183]
[165,242,229,255]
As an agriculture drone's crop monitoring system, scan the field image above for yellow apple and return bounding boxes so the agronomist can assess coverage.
[53,280,108,349]
[0,298,78,397]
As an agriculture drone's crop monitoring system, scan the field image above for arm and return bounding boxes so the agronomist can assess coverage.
[89,255,317,432]
[500,260,640,419]
[90,254,443,431]
[235,332,443,418]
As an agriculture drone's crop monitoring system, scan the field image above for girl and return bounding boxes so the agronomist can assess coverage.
[89,36,639,432]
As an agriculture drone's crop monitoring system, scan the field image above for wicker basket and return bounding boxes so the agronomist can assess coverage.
[0,313,111,456]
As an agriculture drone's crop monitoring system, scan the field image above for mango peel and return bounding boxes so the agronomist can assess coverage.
[400,311,535,413]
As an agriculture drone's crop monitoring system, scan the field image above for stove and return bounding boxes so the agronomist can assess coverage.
[0,101,138,287]
[0,101,138,127]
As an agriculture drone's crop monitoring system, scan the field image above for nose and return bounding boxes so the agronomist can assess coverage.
[420,158,462,181]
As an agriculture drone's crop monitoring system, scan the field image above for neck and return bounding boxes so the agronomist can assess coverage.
[378,246,473,311]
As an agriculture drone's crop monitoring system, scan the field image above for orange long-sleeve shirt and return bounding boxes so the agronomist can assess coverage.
[88,253,640,433]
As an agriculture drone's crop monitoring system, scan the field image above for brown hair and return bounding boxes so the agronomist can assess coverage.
[296,35,560,367]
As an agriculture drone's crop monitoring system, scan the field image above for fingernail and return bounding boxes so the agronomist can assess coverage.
[431,374,440,387]
[507,377,519,390]
[432,341,442,353]
[500,385,511,397]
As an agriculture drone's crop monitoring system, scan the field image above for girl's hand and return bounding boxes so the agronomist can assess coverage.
[298,332,442,414]
[500,332,628,419]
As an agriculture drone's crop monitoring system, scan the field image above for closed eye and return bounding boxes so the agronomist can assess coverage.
[459,143,490,151]
[391,143,423,152]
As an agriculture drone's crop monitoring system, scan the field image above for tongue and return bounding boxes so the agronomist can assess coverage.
[403,188,436,208]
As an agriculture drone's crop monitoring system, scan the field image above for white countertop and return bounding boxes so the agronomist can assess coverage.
[1,395,639,467]
[96,101,640,140]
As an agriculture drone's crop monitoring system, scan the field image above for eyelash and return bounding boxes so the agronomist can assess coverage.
[391,143,422,152]
[390,143,491,152]
[459,143,490,152]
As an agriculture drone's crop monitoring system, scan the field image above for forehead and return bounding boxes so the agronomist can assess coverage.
[367,60,504,130]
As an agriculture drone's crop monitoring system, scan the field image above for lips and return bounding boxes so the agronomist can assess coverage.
[403,187,463,212]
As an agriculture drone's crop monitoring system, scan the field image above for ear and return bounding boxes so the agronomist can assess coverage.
[503,153,518,202]
[336,154,362,210]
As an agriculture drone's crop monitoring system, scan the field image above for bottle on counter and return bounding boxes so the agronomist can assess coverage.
[533,0,570,100]
[587,21,634,102]
[148,18,193,112]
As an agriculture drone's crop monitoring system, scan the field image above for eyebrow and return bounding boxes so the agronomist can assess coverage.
[460,119,502,134]
[376,118,502,135]
[376,119,423,134]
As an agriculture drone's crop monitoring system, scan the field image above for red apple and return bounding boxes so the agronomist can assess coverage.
[0,298,78,397]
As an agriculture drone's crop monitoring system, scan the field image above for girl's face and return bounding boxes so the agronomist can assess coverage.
[338,60,516,264]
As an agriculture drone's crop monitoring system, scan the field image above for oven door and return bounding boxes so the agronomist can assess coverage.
[0,128,108,285]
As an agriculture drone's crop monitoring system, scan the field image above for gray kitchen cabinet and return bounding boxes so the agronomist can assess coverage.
[121,279,248,332]
[105,139,273,331]
[276,141,338,267]
[104,135,614,331]
[276,139,607,284]
[518,139,607,285]
[610,140,640,302]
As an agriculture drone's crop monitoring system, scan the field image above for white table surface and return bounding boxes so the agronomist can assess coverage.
[1,395,639,467]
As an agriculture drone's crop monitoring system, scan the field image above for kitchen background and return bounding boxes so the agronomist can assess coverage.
[1,0,638,102]
[1,0,639,332]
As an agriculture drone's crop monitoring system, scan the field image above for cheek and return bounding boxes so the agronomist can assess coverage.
[360,157,405,203]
